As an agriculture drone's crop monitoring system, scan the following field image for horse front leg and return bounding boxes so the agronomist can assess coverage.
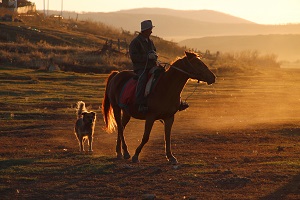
[164,115,178,164]
[132,117,155,163]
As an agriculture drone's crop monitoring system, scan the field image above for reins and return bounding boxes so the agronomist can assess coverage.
[159,58,197,77]
[159,58,200,102]
[171,65,196,78]
[183,81,199,102]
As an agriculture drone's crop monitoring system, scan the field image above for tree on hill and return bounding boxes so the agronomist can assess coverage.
[1,0,34,8]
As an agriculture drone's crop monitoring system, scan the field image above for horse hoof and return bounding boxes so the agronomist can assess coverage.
[123,152,131,160]
[132,155,139,163]
[168,157,178,165]
[116,154,123,160]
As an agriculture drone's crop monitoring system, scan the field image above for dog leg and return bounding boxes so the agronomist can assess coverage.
[79,136,84,152]
[88,135,93,152]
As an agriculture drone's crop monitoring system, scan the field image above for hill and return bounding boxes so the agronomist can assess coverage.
[0,12,185,72]
[53,8,299,62]
[117,8,254,24]
[0,11,284,74]
[179,34,300,61]
[47,8,300,41]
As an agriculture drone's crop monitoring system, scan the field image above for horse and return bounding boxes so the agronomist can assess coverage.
[102,51,216,164]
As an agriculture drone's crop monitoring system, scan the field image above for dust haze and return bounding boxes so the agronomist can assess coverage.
[120,69,300,138]
[174,69,300,133]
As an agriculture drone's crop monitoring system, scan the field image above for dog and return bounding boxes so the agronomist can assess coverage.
[74,101,96,152]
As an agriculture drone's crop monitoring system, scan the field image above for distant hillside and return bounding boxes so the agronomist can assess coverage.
[47,8,300,41]
[179,34,300,61]
[118,8,254,24]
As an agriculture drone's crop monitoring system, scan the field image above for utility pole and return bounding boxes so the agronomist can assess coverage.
[61,0,63,17]
[47,0,49,16]
[43,0,45,16]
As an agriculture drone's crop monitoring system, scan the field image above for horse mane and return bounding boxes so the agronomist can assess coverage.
[170,51,200,64]
[185,51,201,58]
[168,51,201,71]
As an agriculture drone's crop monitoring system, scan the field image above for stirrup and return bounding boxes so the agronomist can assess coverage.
[138,104,148,113]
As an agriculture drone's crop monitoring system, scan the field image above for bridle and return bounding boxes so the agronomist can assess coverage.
[170,57,202,102]
[171,57,201,81]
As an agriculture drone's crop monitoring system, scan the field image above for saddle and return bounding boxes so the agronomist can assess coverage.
[119,66,164,108]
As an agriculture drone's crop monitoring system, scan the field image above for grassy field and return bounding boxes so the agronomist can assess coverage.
[0,66,299,199]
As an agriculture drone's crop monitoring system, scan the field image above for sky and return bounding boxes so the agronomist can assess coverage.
[29,0,300,25]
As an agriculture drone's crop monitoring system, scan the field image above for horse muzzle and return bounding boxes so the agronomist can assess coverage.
[207,80,215,85]
[206,76,216,85]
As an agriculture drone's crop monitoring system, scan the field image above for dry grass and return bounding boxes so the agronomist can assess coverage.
[0,13,186,72]
[0,10,298,200]
[203,50,281,74]
[0,67,299,199]
[0,12,281,75]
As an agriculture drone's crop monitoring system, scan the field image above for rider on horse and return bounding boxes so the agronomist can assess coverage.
[129,20,189,112]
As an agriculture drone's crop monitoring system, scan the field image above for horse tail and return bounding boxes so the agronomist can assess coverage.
[102,71,119,133]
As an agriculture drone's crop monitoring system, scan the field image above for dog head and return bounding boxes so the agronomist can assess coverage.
[82,111,96,124]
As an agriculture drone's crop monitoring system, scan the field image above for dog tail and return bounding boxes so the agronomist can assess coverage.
[76,101,87,119]
[102,71,118,133]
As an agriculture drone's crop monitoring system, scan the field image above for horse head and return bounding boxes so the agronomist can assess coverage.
[183,51,216,85]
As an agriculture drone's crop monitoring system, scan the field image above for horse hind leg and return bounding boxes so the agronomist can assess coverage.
[113,106,123,159]
[116,134,122,159]
[121,113,131,159]
[113,106,131,159]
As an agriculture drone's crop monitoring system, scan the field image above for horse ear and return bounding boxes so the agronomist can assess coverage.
[185,51,197,59]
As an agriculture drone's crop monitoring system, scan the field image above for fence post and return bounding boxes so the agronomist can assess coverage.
[123,38,128,55]
[116,39,119,52]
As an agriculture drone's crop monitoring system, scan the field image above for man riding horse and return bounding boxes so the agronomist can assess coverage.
[129,20,189,112]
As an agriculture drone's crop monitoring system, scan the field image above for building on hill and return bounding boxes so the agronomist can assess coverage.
[0,0,36,13]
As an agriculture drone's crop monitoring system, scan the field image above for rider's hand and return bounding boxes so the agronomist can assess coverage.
[148,52,158,60]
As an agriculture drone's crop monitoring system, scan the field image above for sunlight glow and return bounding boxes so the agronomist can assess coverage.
[30,0,300,24]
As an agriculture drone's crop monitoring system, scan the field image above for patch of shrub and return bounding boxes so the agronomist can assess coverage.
[204,50,281,75]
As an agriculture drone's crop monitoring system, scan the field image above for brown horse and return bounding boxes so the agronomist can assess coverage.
[102,51,216,164]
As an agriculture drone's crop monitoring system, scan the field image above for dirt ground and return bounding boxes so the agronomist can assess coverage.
[0,68,300,199]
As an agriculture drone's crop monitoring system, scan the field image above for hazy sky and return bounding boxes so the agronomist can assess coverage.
[30,0,300,24]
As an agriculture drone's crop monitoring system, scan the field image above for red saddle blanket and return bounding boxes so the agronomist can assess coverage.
[119,78,137,108]
[119,67,164,108]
